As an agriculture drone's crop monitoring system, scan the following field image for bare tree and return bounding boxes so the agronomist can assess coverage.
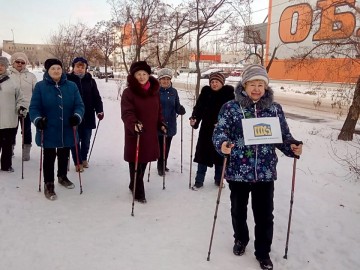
[46,22,91,70]
[109,0,163,73]
[87,20,119,82]
[189,0,231,98]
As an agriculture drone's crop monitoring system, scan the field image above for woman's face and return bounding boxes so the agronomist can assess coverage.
[73,63,86,75]
[0,64,6,75]
[210,79,223,91]
[244,80,266,101]
[48,65,63,82]
[134,70,150,85]
[159,77,171,88]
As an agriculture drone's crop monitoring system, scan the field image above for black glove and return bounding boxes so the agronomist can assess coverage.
[69,115,81,126]
[18,106,27,117]
[36,117,47,130]
[178,105,186,115]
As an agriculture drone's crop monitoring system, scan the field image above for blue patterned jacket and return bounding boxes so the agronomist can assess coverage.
[212,83,297,182]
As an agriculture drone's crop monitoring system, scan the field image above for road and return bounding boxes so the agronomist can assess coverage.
[172,80,353,131]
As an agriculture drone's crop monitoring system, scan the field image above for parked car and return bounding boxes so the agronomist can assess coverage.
[230,69,243,77]
[94,67,114,79]
[200,68,222,79]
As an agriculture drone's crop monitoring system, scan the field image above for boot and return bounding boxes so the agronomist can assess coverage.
[82,160,89,168]
[58,175,75,189]
[22,144,31,161]
[44,182,57,200]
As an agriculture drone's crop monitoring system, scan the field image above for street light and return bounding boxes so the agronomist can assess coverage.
[11,29,15,50]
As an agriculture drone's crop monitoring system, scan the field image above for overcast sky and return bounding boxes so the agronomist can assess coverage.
[0,0,267,45]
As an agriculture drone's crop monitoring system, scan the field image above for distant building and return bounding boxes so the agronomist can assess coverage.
[2,40,54,65]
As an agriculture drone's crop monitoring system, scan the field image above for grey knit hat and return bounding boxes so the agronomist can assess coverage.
[241,64,269,86]
[0,56,9,68]
[157,68,173,80]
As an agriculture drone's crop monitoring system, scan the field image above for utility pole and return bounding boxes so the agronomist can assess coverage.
[11,29,15,51]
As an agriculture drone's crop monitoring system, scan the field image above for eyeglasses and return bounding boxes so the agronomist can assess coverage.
[15,60,26,65]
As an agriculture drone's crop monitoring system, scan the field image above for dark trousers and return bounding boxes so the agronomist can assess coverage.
[228,181,274,260]
[43,147,70,183]
[71,127,92,165]
[0,128,16,171]
[13,115,32,145]
[157,135,172,170]
[128,162,148,200]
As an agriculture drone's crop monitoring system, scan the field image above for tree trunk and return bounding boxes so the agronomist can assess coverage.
[338,76,360,141]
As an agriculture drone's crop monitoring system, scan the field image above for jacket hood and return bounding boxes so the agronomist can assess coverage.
[127,75,159,97]
[234,81,274,110]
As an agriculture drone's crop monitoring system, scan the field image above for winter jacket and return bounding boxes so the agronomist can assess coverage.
[0,72,27,129]
[8,66,37,108]
[191,84,234,167]
[158,84,184,137]
[212,83,297,182]
[29,72,85,148]
[121,75,164,163]
[67,72,103,129]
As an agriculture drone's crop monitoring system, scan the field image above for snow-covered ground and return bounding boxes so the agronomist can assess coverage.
[1,69,359,270]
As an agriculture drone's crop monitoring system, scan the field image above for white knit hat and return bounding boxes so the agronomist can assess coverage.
[157,68,173,80]
[10,52,29,64]
[241,64,269,86]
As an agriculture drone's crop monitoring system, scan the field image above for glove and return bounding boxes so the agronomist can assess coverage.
[178,105,186,115]
[135,121,143,133]
[36,117,47,130]
[69,115,81,126]
[160,122,168,134]
[18,106,27,117]
[97,112,104,121]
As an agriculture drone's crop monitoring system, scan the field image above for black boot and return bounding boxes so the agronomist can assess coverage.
[58,175,75,189]
[233,240,246,256]
[256,257,273,270]
[44,182,57,200]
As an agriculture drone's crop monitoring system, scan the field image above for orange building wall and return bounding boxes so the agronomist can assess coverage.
[190,54,221,62]
[268,58,360,84]
[266,0,360,83]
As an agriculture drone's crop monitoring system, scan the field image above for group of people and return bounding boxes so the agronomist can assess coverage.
[1,53,303,269]
[0,54,104,200]
[120,61,302,270]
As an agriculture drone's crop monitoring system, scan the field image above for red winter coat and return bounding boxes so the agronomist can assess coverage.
[121,75,164,163]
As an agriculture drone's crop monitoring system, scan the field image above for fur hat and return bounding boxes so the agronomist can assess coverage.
[72,57,88,68]
[44,58,63,71]
[10,52,29,64]
[157,68,173,80]
[209,72,225,86]
[241,64,269,86]
[0,56,9,68]
[129,61,151,76]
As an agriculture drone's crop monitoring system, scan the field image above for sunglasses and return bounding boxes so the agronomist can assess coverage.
[15,60,26,65]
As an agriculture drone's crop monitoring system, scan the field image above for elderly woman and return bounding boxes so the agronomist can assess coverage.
[29,59,84,200]
[0,56,27,172]
[121,61,166,203]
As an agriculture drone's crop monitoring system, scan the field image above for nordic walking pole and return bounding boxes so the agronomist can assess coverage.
[207,143,230,261]
[188,127,194,189]
[181,115,183,173]
[38,130,44,192]
[131,132,141,216]
[283,140,303,259]
[162,134,166,190]
[88,120,100,163]
[73,127,83,194]
[21,116,25,179]
[147,162,151,182]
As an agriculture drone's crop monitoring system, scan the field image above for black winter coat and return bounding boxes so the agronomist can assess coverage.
[192,84,234,167]
[67,72,103,129]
